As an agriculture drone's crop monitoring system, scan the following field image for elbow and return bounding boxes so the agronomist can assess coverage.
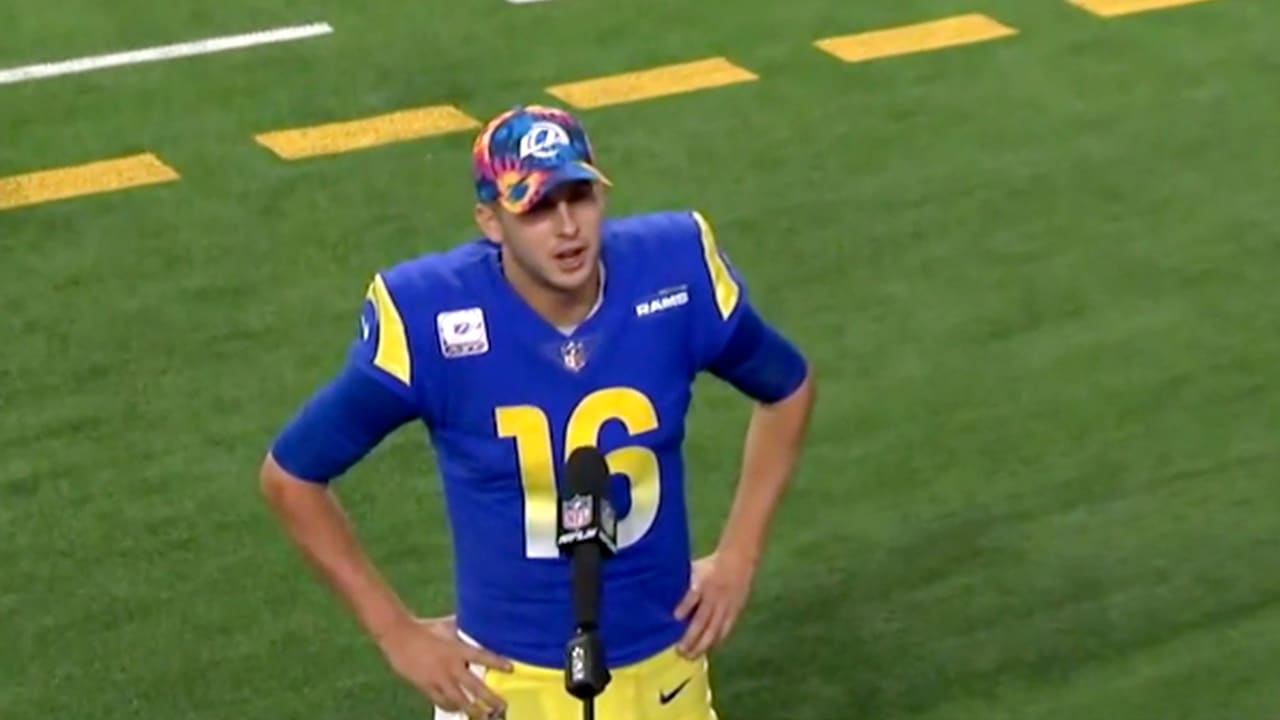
[260,450,331,504]
[259,453,285,506]
[800,362,816,398]
[259,452,306,509]
[767,356,815,408]
[783,362,816,409]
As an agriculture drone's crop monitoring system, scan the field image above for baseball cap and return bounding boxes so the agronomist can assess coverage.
[472,104,611,214]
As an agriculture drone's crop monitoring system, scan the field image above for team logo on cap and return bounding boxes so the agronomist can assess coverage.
[519,121,570,160]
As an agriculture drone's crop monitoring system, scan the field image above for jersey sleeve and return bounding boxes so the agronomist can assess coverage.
[348,272,422,405]
[269,274,426,484]
[682,209,752,369]
[681,210,810,402]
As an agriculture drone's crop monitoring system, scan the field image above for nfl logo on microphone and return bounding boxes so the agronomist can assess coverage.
[563,495,593,530]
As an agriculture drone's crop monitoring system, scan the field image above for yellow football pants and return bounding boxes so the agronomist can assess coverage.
[436,637,719,720]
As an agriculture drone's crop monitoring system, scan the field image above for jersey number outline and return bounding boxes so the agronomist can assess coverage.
[495,387,661,559]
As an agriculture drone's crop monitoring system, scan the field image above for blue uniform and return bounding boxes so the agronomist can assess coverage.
[273,209,807,672]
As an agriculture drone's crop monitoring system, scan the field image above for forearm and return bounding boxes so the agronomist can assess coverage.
[716,372,815,564]
[260,454,412,642]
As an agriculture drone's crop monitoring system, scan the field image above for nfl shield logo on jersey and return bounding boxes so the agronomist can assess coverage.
[560,340,587,372]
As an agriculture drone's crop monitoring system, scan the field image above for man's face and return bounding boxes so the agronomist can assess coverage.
[478,180,606,295]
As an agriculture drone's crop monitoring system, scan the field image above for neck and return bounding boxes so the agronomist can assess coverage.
[504,260,602,330]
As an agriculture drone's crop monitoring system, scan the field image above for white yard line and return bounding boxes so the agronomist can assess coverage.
[0,21,334,86]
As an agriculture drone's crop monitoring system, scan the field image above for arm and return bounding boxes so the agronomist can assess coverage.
[674,376,814,660]
[670,235,808,655]
[714,368,815,566]
[261,363,513,713]
[680,208,815,568]
[705,304,815,566]
[260,454,415,643]
[263,275,511,714]
[259,364,420,641]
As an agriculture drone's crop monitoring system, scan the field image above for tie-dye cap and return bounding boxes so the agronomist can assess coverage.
[472,105,611,214]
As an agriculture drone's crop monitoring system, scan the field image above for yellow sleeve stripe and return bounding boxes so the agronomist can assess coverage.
[366,274,412,386]
[691,210,740,320]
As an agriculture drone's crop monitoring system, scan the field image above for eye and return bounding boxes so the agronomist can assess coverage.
[525,196,556,215]
[566,181,595,204]
[528,181,593,214]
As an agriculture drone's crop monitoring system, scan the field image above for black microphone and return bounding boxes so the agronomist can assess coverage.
[557,446,617,709]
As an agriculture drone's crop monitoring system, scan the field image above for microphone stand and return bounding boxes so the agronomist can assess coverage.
[583,629,601,720]
[558,448,616,720]
[583,632,596,720]
[565,623,609,720]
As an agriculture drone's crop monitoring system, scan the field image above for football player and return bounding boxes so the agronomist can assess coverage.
[260,104,815,720]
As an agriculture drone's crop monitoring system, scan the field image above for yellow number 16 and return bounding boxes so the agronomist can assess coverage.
[495,387,662,559]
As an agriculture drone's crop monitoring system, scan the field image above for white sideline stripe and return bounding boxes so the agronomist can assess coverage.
[0,21,334,85]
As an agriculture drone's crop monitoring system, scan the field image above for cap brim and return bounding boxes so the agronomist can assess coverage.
[502,161,611,214]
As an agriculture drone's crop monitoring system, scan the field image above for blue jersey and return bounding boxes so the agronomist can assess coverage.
[346,210,753,668]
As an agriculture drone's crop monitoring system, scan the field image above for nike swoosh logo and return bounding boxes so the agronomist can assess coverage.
[659,677,691,705]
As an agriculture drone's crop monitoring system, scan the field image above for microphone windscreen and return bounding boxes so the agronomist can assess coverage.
[564,446,609,496]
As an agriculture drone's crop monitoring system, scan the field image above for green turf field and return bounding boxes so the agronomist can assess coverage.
[3,1,1279,718]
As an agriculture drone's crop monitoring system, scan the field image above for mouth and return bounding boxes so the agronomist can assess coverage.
[553,245,588,270]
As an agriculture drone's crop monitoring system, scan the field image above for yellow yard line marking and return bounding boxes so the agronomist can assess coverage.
[0,153,179,211]
[1069,0,1219,17]
[815,13,1017,64]
[255,105,481,160]
[546,57,758,110]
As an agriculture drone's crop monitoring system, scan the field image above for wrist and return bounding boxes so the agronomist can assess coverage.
[714,537,762,570]
[365,603,417,645]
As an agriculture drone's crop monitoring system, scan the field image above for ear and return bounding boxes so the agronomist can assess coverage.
[474,202,505,243]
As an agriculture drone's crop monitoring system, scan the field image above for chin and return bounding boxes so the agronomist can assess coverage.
[549,273,595,295]
[545,253,599,292]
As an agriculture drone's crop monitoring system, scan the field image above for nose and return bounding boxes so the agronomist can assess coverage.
[553,200,579,237]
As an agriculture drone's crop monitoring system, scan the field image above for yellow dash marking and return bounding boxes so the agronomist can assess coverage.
[815,13,1017,64]
[546,57,758,110]
[0,153,179,211]
[255,105,481,160]
[1069,0,1218,17]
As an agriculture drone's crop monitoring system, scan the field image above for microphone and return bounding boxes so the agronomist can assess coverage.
[557,446,617,711]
